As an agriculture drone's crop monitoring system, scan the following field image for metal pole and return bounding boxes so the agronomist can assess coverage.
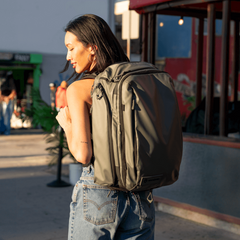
[139,14,143,58]
[196,17,204,107]
[56,127,64,182]
[127,11,131,59]
[204,4,216,135]
[141,13,149,62]
[220,0,231,137]
[231,20,239,104]
[150,12,156,65]
[47,127,71,187]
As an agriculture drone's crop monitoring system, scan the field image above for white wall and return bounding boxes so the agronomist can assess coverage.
[0,0,111,55]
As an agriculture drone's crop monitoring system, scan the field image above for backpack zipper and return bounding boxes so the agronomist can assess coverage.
[97,83,116,186]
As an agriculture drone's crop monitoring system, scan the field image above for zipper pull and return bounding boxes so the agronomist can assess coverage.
[98,83,103,91]
[96,84,103,100]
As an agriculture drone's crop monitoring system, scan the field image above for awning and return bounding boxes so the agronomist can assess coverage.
[129,0,170,10]
[129,0,240,17]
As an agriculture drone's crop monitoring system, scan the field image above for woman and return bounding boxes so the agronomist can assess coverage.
[56,14,155,240]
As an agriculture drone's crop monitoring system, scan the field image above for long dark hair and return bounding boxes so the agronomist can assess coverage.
[61,14,129,80]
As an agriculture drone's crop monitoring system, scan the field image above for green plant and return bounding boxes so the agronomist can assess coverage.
[22,88,77,165]
[22,88,58,133]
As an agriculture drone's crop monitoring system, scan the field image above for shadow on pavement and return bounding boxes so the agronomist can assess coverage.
[0,165,73,240]
[0,161,239,239]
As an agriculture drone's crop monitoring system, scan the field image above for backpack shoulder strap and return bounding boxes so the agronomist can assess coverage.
[81,72,98,80]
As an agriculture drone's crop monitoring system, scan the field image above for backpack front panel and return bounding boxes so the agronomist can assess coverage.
[121,72,182,191]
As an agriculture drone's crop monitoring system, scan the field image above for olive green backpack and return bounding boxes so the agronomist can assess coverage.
[91,62,183,192]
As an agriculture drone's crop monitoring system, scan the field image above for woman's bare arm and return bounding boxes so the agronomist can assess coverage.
[56,79,94,164]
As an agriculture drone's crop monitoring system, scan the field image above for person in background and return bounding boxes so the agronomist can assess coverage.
[26,75,34,110]
[49,83,56,110]
[0,71,16,135]
[55,80,68,111]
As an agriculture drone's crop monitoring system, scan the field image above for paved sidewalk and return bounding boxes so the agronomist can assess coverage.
[0,130,239,240]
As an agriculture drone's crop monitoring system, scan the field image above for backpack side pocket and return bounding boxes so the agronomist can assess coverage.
[92,85,116,187]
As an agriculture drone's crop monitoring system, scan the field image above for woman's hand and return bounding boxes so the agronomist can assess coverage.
[56,106,71,130]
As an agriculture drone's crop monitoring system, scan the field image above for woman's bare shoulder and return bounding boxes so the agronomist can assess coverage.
[67,79,94,103]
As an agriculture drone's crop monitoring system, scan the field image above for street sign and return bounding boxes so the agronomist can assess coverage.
[122,10,139,40]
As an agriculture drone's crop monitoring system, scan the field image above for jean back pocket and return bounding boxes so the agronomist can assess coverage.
[83,184,118,225]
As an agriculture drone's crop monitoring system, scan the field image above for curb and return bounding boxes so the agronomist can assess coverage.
[154,196,240,235]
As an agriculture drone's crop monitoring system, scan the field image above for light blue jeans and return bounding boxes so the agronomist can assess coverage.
[68,165,155,240]
[0,100,14,135]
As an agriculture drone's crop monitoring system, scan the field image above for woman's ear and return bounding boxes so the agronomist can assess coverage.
[88,44,98,54]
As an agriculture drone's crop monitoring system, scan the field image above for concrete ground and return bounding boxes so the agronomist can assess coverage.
[0,129,239,240]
